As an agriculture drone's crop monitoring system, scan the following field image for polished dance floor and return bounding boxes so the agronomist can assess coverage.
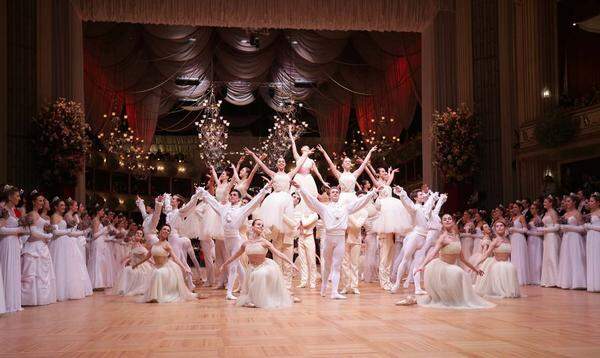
[1,282,599,357]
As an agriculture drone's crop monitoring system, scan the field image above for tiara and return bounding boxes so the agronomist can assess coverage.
[51,196,60,203]
[547,194,554,199]
[30,189,39,196]
[593,192,600,197]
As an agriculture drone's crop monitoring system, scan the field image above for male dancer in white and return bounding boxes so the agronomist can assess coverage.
[293,195,319,289]
[391,186,438,294]
[135,196,163,246]
[164,192,203,289]
[197,183,270,300]
[405,193,447,290]
[292,181,379,299]
[341,197,368,294]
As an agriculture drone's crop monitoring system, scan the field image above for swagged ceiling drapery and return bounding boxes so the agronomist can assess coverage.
[84,24,423,154]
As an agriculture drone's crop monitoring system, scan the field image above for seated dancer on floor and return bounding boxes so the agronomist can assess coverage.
[111,229,154,296]
[292,180,379,299]
[220,219,298,309]
[196,182,271,300]
[396,214,493,309]
[134,224,206,303]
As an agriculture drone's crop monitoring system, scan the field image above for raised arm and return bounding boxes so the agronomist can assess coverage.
[364,166,381,188]
[244,147,275,177]
[394,186,417,212]
[235,156,245,175]
[209,164,220,184]
[288,152,310,179]
[149,197,164,231]
[136,196,149,220]
[231,163,241,183]
[432,193,447,218]
[293,182,327,216]
[289,126,301,161]
[179,192,202,218]
[310,162,329,187]
[353,146,377,178]
[422,191,439,217]
[317,144,341,178]
[346,190,378,214]
[246,162,260,185]
[196,187,224,216]
[386,168,398,186]
[237,185,270,221]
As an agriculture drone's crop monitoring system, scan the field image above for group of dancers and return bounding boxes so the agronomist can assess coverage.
[1,138,599,313]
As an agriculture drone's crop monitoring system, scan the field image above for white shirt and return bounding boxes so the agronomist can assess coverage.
[398,190,438,236]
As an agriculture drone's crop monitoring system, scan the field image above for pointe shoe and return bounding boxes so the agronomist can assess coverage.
[297,283,307,288]
[395,296,417,306]
[414,289,427,295]
[293,296,302,303]
[331,293,347,300]
[309,284,316,289]
[226,293,238,300]
[351,288,360,295]
[389,284,400,294]
[233,287,241,293]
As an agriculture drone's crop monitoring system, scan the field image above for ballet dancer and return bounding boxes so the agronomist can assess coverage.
[135,196,163,246]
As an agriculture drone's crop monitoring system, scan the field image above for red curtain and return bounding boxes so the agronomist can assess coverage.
[125,91,161,151]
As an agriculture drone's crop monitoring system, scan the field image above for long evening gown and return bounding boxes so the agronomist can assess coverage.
[527,220,543,285]
[49,220,87,301]
[557,216,586,289]
[112,244,153,296]
[0,213,24,312]
[509,219,529,285]
[540,213,560,287]
[21,216,56,306]
[88,223,112,289]
[143,244,197,303]
[587,214,600,292]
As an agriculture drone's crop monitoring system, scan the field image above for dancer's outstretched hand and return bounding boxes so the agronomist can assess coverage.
[243,147,253,156]
[316,144,325,153]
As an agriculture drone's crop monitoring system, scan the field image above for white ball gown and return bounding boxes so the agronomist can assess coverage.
[586,214,600,292]
[526,219,543,285]
[0,265,5,313]
[0,212,24,312]
[49,219,88,301]
[475,242,521,298]
[143,244,197,303]
[418,241,494,309]
[21,216,56,306]
[540,213,560,287]
[508,219,529,285]
[257,172,294,235]
[112,243,153,296]
[558,216,586,289]
[88,223,113,289]
[237,241,293,309]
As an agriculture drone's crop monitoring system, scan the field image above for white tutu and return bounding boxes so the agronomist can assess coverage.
[476,259,521,298]
[291,173,318,214]
[49,235,87,301]
[202,206,224,239]
[558,231,586,289]
[21,240,57,306]
[143,260,197,303]
[418,258,494,309]
[179,210,203,239]
[237,258,293,309]
[257,191,294,234]
[373,197,412,236]
[474,256,494,293]
[509,233,529,285]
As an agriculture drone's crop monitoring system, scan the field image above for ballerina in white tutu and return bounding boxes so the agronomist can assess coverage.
[220,219,297,309]
[135,224,206,303]
[475,219,521,298]
[288,127,329,198]
[233,157,260,198]
[398,214,493,309]
[111,229,154,296]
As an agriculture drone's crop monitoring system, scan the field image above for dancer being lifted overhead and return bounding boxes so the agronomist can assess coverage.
[292,180,379,299]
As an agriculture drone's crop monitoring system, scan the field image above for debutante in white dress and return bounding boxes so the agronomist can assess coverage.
[419,241,494,309]
[88,223,112,289]
[237,241,293,309]
[526,219,543,285]
[49,220,87,301]
[476,242,521,298]
[540,213,560,287]
[21,216,56,306]
[586,214,600,292]
[0,212,25,312]
[112,244,153,296]
[143,244,197,303]
[373,186,412,237]
[558,216,586,289]
[257,172,294,235]
[70,215,92,296]
[509,219,529,285]
[0,264,5,313]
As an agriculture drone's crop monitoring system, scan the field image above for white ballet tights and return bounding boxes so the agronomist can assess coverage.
[405,231,439,291]
[392,232,425,291]
[320,234,346,298]
[199,239,216,286]
[214,239,227,287]
[224,236,246,297]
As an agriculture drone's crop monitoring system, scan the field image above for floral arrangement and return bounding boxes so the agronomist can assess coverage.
[32,98,91,189]
[534,107,580,148]
[432,104,479,183]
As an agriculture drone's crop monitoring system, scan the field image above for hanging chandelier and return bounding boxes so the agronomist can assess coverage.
[97,112,154,178]
[341,116,401,161]
[194,87,230,168]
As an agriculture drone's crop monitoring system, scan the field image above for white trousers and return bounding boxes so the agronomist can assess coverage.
[224,235,245,296]
[405,229,439,290]
[378,234,395,289]
[297,235,317,288]
[342,242,361,291]
[199,239,216,286]
[362,231,379,283]
[320,233,345,297]
[214,239,227,287]
[272,233,294,290]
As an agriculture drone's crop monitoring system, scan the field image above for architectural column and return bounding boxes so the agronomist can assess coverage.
[455,0,473,108]
[421,2,457,191]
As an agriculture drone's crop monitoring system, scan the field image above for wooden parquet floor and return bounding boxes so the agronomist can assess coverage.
[1,283,600,357]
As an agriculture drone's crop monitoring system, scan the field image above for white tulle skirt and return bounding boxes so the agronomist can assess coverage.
[257,191,294,234]
[49,236,87,301]
[587,229,600,292]
[509,233,529,285]
[237,258,293,309]
[112,262,153,296]
[527,236,543,285]
[143,260,197,303]
[474,256,494,292]
[180,211,203,239]
[541,232,560,287]
[292,173,318,197]
[21,240,57,306]
[418,258,494,309]
[373,197,412,236]
[476,259,521,298]
[558,232,586,289]
[202,207,224,239]
[88,237,113,289]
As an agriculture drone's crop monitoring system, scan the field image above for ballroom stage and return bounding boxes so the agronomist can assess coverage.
[1,284,599,357]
